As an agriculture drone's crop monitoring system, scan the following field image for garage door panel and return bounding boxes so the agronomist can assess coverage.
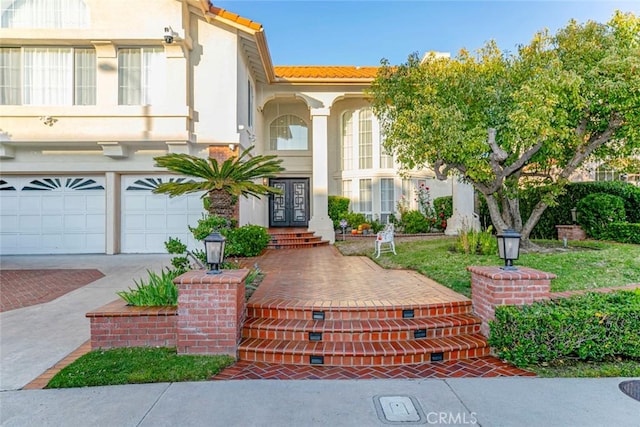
[121,176,205,253]
[0,176,105,254]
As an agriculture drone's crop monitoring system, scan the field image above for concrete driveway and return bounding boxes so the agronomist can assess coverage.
[0,254,172,391]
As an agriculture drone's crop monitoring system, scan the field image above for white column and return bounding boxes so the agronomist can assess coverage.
[445,178,481,235]
[105,172,121,254]
[308,107,335,243]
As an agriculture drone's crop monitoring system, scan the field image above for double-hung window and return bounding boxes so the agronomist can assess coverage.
[118,48,165,105]
[380,178,395,224]
[359,178,372,215]
[0,47,95,105]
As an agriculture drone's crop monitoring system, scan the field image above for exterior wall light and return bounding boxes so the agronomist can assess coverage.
[496,229,521,271]
[204,231,226,274]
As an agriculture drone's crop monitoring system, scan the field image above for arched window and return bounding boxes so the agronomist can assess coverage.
[269,115,308,150]
[2,0,89,29]
[358,108,373,169]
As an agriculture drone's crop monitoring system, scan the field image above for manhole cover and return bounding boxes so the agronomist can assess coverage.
[373,395,425,425]
[619,380,640,402]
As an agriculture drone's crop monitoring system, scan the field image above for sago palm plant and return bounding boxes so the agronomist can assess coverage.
[153,146,284,223]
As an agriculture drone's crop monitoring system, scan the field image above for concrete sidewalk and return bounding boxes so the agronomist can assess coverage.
[0,254,172,391]
[1,377,638,426]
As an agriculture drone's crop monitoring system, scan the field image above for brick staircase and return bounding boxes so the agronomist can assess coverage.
[239,299,489,366]
[267,228,330,249]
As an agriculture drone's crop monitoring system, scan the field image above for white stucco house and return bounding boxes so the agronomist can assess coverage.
[0,0,453,255]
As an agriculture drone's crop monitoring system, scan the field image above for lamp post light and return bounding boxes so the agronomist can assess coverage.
[496,229,521,271]
[570,207,577,224]
[339,219,348,241]
[204,231,226,274]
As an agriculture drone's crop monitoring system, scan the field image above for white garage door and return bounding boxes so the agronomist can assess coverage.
[0,177,106,255]
[121,176,206,253]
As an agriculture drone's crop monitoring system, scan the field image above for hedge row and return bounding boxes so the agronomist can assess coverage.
[605,222,640,244]
[488,290,640,367]
[478,181,640,239]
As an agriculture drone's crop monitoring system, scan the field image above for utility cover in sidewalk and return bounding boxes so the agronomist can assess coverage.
[619,380,640,402]
[373,395,425,424]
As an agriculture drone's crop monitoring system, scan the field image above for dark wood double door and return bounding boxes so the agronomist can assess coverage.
[269,178,309,227]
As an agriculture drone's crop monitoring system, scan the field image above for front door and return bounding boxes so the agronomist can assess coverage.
[269,178,309,227]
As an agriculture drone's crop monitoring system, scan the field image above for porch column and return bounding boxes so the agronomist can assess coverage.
[105,172,120,254]
[445,178,481,235]
[308,107,335,243]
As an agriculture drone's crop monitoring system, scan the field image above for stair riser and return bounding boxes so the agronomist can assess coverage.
[267,243,330,249]
[269,233,317,239]
[239,346,490,366]
[247,304,473,321]
[270,238,322,244]
[242,324,481,341]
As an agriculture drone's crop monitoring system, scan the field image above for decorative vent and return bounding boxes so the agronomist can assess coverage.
[0,180,16,191]
[126,177,194,191]
[22,178,104,191]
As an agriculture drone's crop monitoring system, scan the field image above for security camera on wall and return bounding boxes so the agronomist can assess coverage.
[164,26,174,44]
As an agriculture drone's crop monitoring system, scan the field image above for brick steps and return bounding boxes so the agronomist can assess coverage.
[247,301,473,321]
[240,298,489,366]
[267,229,330,249]
[238,334,490,366]
[242,314,481,341]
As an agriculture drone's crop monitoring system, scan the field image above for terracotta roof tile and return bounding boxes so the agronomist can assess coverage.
[274,66,379,80]
[209,5,263,31]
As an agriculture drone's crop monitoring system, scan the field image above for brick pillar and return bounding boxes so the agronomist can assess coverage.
[467,266,556,336]
[555,225,586,241]
[175,269,248,356]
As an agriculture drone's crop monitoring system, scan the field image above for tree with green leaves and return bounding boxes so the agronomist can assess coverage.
[370,11,640,248]
[153,146,284,223]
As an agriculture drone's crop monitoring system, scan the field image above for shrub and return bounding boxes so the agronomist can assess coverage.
[453,226,496,255]
[605,222,640,244]
[117,268,180,306]
[576,193,626,239]
[189,215,230,240]
[328,196,350,229]
[434,196,452,231]
[224,224,270,257]
[401,210,432,234]
[489,290,640,367]
[344,212,367,229]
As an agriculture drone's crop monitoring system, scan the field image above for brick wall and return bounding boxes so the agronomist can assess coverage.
[555,225,586,241]
[468,266,556,336]
[176,269,248,356]
[86,300,177,350]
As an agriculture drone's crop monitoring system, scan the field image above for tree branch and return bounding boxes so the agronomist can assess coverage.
[502,139,544,177]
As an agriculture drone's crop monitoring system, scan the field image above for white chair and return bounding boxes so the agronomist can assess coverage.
[374,223,396,258]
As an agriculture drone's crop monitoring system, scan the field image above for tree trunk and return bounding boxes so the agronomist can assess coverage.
[208,189,236,223]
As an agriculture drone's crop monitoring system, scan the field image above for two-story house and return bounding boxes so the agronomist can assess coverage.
[0,0,452,255]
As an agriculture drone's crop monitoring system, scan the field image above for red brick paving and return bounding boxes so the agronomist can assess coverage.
[212,357,535,380]
[0,269,104,312]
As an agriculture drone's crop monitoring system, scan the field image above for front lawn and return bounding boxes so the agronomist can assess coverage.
[336,237,640,297]
[47,347,234,388]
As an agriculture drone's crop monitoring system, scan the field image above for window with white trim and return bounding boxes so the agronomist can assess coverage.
[342,180,352,200]
[380,178,395,223]
[0,47,95,105]
[380,142,394,169]
[342,111,353,170]
[358,108,373,169]
[1,0,89,28]
[118,48,165,105]
[269,115,308,150]
[359,178,372,214]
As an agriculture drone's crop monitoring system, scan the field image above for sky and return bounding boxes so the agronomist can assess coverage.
[214,1,640,66]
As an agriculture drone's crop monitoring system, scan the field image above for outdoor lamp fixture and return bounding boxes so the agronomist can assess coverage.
[496,229,521,271]
[204,232,226,274]
[570,207,577,224]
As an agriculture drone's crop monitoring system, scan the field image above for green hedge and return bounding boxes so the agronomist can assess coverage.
[478,181,640,239]
[576,193,626,239]
[488,290,640,367]
[605,222,640,244]
[328,196,350,229]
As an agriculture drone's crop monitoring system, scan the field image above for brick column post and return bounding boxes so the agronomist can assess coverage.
[467,266,556,336]
[175,269,248,356]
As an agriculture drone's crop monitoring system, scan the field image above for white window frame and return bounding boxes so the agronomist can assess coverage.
[118,47,165,106]
[269,114,309,151]
[359,178,372,215]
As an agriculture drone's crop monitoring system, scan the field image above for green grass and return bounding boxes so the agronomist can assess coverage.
[46,347,235,388]
[338,237,640,297]
[530,359,640,378]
